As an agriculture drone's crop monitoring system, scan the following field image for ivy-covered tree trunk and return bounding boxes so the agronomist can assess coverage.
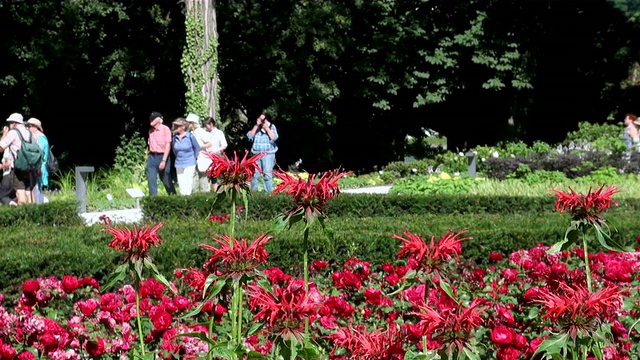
[182,0,219,120]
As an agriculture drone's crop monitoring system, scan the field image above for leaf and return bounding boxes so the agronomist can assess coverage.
[592,342,603,360]
[241,189,249,217]
[280,338,298,360]
[547,221,581,254]
[245,350,268,359]
[298,342,321,360]
[209,342,237,359]
[247,322,263,336]
[134,259,144,280]
[202,273,219,299]
[318,217,334,241]
[527,306,540,320]
[273,215,289,234]
[462,346,481,360]
[532,333,569,357]
[439,280,459,305]
[594,225,630,252]
[177,280,225,321]
[628,317,640,338]
[102,263,128,291]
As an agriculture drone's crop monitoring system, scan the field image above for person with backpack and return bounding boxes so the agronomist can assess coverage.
[0,113,43,205]
[26,118,49,204]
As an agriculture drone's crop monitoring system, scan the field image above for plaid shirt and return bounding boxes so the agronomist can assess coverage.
[247,124,279,154]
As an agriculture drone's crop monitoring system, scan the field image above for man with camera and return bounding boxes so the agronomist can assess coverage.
[247,113,279,193]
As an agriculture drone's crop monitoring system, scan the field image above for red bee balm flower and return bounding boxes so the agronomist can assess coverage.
[551,185,619,226]
[533,284,626,340]
[412,298,487,356]
[201,234,272,281]
[327,325,406,360]
[394,230,471,274]
[206,151,264,192]
[247,280,319,343]
[273,169,350,222]
[103,223,163,262]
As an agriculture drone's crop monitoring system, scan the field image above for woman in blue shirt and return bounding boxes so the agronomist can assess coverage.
[26,118,49,204]
[172,118,200,195]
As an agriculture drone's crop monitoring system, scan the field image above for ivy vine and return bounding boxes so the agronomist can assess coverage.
[181,3,220,120]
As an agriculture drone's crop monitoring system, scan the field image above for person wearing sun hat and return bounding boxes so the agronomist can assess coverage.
[147,111,176,196]
[26,118,49,204]
[0,113,39,204]
[186,113,215,193]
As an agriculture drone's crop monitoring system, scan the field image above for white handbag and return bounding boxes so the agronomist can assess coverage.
[197,152,213,172]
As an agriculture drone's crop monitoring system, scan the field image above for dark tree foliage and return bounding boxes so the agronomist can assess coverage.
[1,0,640,173]
[0,0,185,167]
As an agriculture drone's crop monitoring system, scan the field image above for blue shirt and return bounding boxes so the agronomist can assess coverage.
[173,132,200,168]
[36,134,49,187]
[247,124,279,154]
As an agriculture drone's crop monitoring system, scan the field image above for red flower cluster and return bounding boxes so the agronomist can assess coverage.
[552,184,619,226]
[200,233,272,281]
[205,151,264,192]
[273,169,350,221]
[412,296,487,356]
[327,324,406,360]
[208,213,230,224]
[394,230,471,274]
[247,279,321,342]
[103,223,163,262]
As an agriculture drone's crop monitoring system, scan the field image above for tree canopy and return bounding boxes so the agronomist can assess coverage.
[1,0,639,172]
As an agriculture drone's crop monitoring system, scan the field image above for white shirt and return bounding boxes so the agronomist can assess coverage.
[209,128,228,154]
[191,127,212,148]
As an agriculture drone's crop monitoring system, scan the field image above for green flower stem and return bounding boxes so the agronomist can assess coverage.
[582,231,593,292]
[236,282,243,343]
[228,191,242,354]
[303,227,310,335]
[422,278,430,355]
[229,192,236,247]
[135,287,146,357]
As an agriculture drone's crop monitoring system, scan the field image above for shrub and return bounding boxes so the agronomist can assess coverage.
[0,200,82,227]
[484,151,640,179]
[1,211,637,296]
[390,173,479,195]
[142,192,640,220]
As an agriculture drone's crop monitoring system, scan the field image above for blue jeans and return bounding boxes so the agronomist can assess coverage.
[33,184,44,204]
[147,153,176,196]
[251,153,276,193]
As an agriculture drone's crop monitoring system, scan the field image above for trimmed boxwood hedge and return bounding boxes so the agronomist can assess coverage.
[1,210,638,297]
[141,192,640,220]
[0,200,82,227]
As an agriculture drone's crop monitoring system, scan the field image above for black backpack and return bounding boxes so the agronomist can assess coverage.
[46,145,59,174]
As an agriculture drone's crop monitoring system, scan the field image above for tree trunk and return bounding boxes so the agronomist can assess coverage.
[183,0,219,121]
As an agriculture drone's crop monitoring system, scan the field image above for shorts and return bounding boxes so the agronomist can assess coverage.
[12,169,36,191]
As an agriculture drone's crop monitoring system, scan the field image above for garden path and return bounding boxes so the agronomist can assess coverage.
[80,185,393,226]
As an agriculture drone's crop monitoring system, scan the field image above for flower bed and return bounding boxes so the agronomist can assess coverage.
[1,239,639,359]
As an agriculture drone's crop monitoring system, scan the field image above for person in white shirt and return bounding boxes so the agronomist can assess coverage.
[204,116,228,191]
[186,114,215,193]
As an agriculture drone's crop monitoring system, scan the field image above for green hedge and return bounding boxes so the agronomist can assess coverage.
[1,211,638,296]
[141,192,640,220]
[0,200,82,227]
